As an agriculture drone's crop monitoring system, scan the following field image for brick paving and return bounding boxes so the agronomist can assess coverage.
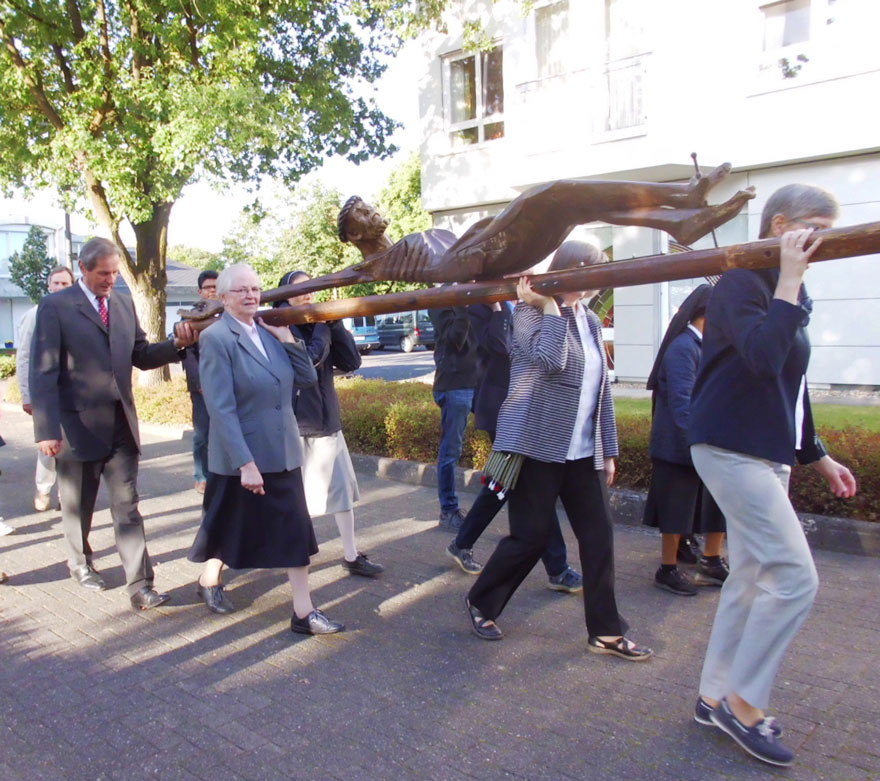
[1,404,878,780]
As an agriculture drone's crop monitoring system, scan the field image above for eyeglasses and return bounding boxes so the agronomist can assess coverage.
[227,287,262,296]
[792,219,827,231]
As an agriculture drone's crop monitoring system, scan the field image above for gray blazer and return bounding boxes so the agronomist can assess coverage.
[493,302,618,468]
[199,312,317,476]
[30,283,181,460]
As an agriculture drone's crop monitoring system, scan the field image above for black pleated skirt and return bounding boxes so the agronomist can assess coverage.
[642,458,726,535]
[188,468,318,568]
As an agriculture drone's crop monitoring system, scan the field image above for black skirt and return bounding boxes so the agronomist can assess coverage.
[642,458,726,535]
[188,468,318,569]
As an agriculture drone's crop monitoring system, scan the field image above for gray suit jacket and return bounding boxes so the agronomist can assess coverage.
[199,312,317,476]
[30,283,181,460]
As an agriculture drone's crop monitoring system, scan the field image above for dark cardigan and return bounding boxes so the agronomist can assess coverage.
[283,308,361,437]
[650,328,701,465]
[688,268,826,466]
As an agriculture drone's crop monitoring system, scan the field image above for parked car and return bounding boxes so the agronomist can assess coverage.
[341,315,381,354]
[375,310,435,352]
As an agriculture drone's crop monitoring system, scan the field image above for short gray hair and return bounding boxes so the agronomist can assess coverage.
[78,237,121,270]
[759,184,840,239]
[217,263,258,296]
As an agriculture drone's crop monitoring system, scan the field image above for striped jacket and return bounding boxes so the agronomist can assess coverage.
[493,302,618,469]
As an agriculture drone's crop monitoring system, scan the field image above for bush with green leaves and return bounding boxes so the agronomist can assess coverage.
[33,373,878,523]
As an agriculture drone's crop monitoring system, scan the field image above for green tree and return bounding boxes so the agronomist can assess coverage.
[0,1,436,382]
[376,150,432,242]
[9,226,54,304]
[168,245,223,272]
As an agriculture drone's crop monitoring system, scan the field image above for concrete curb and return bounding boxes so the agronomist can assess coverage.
[350,452,880,559]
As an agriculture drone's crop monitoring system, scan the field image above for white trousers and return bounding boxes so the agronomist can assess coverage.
[36,451,57,496]
[692,444,818,710]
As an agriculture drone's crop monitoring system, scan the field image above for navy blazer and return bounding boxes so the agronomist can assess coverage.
[688,268,826,466]
[199,313,317,475]
[467,303,513,437]
[650,329,701,465]
[494,303,618,469]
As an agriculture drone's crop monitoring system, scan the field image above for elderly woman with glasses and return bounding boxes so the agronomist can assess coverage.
[187,263,344,634]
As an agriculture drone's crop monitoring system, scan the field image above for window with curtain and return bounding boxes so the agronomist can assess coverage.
[444,45,505,147]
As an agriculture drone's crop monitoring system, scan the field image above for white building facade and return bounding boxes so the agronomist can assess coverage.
[418,0,880,387]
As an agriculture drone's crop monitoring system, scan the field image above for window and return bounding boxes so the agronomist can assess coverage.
[602,0,649,132]
[536,1,570,78]
[0,229,28,276]
[762,0,811,50]
[444,45,504,147]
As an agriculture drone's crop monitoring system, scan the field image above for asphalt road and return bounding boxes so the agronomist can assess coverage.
[354,346,435,382]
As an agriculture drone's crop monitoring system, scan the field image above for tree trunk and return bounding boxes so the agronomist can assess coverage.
[126,203,173,387]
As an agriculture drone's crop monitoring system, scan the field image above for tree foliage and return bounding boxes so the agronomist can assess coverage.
[376,151,432,241]
[168,245,223,271]
[9,226,53,304]
[0,0,438,380]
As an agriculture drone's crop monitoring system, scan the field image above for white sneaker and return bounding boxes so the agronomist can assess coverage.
[0,518,14,536]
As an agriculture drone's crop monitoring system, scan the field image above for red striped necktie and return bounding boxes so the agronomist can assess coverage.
[97,297,109,329]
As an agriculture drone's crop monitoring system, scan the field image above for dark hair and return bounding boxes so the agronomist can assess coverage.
[78,237,120,270]
[48,265,74,283]
[337,195,362,243]
[758,184,840,239]
[197,269,219,289]
[548,241,608,273]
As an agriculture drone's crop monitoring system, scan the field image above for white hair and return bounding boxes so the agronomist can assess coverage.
[216,263,258,295]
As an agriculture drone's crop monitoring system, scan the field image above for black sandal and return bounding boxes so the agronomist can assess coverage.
[465,598,503,641]
[587,635,653,661]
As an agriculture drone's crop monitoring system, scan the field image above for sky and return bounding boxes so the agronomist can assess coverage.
[165,41,423,253]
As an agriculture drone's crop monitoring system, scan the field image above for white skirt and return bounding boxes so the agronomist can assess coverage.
[300,431,360,517]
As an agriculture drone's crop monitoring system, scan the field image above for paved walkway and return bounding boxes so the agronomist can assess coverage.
[1,406,878,780]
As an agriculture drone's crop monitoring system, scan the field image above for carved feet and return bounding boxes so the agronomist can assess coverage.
[686,162,733,208]
[670,187,757,246]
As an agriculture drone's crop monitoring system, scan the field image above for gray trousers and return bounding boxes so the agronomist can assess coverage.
[57,405,153,596]
[35,451,57,496]
[691,444,818,710]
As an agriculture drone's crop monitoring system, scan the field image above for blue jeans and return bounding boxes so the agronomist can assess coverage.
[433,388,474,514]
[191,392,210,482]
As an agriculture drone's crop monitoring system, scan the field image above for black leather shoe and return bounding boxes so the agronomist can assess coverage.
[342,553,384,578]
[465,597,503,640]
[290,608,344,635]
[196,582,234,614]
[130,586,171,610]
[71,564,107,591]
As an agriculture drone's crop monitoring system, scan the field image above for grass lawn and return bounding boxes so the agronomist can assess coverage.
[612,396,880,432]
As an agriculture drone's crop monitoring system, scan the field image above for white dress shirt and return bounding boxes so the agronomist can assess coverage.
[566,302,602,460]
[231,315,269,360]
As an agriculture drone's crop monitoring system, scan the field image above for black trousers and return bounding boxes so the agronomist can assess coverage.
[467,456,624,638]
[455,485,569,577]
[57,404,153,596]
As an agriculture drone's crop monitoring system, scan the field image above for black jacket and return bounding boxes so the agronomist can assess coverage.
[467,303,513,438]
[688,268,826,466]
[284,309,361,437]
[429,304,479,393]
[182,344,201,393]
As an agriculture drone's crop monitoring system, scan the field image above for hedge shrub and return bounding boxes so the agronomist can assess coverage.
[0,355,16,380]
[6,371,875,522]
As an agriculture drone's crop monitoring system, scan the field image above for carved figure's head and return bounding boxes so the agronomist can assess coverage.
[338,196,389,244]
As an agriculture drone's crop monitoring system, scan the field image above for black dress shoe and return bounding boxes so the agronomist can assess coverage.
[130,586,171,610]
[197,582,235,614]
[71,564,107,591]
[465,597,503,640]
[342,553,384,578]
[290,608,344,635]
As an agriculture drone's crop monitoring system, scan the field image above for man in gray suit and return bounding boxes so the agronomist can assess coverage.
[30,237,197,609]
